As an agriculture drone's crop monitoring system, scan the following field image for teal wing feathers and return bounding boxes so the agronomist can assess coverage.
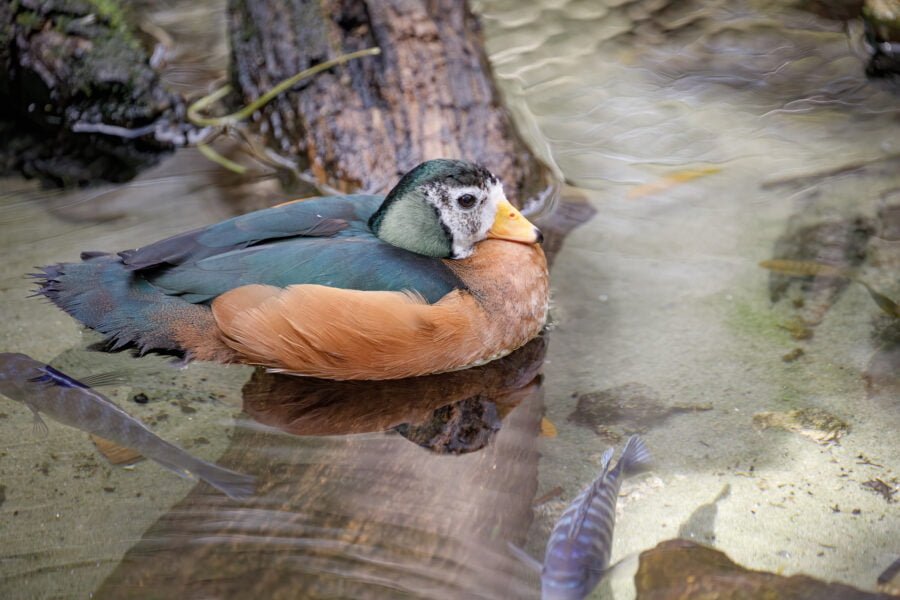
[147,237,466,304]
[120,194,465,304]
[35,194,468,356]
[119,195,382,270]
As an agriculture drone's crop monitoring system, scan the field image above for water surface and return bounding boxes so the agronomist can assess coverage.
[1,0,898,598]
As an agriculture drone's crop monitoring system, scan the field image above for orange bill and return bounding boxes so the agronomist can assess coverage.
[488,199,543,244]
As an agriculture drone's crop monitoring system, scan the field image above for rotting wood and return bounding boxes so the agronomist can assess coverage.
[226,0,559,205]
[2,0,560,211]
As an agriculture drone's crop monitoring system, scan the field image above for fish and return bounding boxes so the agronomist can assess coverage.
[626,167,721,199]
[0,352,256,499]
[510,435,652,600]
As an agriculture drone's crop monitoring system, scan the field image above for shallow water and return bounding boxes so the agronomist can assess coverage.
[1,0,899,598]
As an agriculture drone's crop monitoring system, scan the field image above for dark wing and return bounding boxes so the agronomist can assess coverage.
[145,236,466,305]
[119,195,383,270]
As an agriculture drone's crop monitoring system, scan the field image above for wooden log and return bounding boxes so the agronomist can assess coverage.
[226,0,558,204]
[94,336,548,598]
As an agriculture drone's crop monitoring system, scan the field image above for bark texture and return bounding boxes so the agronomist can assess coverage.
[227,0,558,204]
[94,336,547,598]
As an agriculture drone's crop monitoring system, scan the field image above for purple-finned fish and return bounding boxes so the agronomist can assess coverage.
[510,435,652,600]
[0,352,256,499]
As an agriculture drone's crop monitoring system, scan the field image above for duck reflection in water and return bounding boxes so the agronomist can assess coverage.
[96,334,548,599]
[242,333,548,454]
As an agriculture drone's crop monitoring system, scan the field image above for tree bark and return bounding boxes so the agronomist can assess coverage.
[227,0,558,204]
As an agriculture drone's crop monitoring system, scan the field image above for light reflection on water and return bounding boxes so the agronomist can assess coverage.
[1,0,899,598]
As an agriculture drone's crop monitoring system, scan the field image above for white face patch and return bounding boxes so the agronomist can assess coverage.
[425,180,505,259]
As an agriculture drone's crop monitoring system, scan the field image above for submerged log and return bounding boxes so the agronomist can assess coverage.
[0,0,187,186]
[94,337,548,598]
[2,0,558,204]
[635,539,897,599]
[226,0,558,203]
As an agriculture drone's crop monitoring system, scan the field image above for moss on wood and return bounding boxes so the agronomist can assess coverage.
[0,0,184,186]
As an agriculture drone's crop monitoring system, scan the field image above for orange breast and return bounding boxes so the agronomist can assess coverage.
[208,240,549,380]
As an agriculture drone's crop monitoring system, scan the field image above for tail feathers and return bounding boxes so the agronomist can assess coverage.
[33,255,216,357]
[619,435,652,476]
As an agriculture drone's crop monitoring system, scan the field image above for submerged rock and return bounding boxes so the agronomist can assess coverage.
[863,0,900,77]
[861,478,898,503]
[568,382,712,442]
[752,408,850,444]
[635,539,898,599]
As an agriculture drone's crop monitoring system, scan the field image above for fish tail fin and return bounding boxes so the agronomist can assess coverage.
[598,446,615,471]
[154,454,257,500]
[619,435,652,477]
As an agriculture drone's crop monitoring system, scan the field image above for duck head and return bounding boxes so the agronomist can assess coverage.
[368,159,543,259]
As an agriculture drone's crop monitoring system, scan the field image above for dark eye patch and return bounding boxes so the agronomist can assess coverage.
[457,194,477,209]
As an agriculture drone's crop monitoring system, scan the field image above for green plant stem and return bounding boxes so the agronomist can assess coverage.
[188,47,381,127]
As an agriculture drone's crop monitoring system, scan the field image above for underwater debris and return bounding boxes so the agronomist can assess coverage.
[760,258,900,319]
[627,166,721,199]
[569,382,712,442]
[861,478,897,503]
[761,154,900,190]
[779,317,814,340]
[752,408,850,444]
[782,347,806,362]
[766,216,875,329]
[540,417,558,438]
[532,486,565,508]
[634,539,893,599]
[90,434,143,466]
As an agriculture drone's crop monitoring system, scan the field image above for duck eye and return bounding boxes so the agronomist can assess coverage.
[457,194,477,209]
